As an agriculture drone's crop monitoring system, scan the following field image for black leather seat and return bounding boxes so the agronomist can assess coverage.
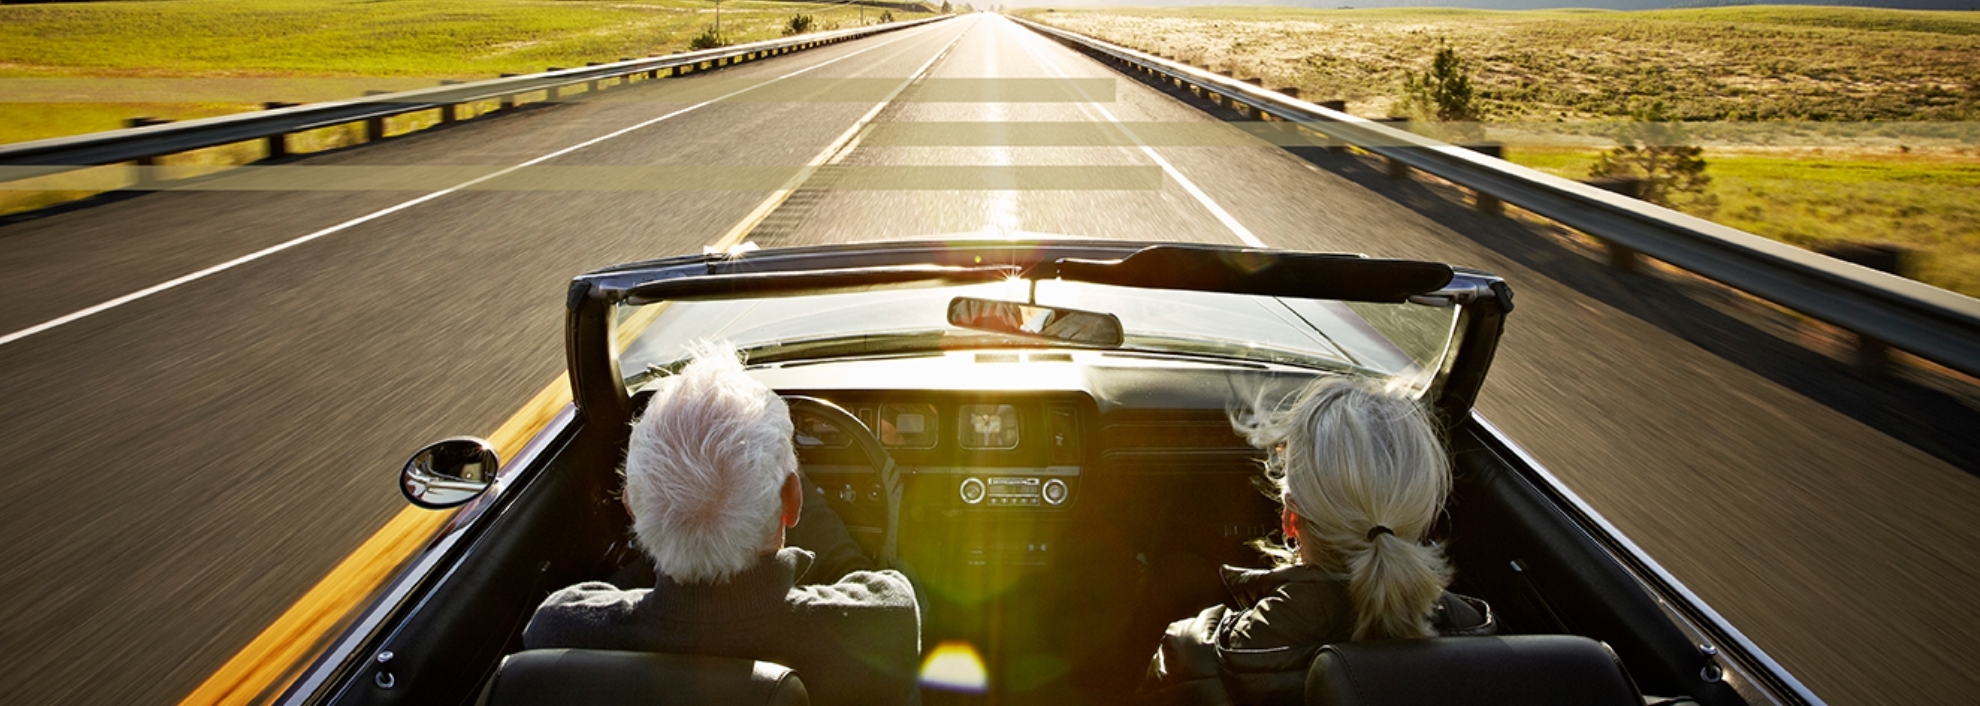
[481,649,809,706]
[1305,635,1643,706]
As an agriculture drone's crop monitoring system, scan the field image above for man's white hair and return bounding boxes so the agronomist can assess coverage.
[624,343,795,584]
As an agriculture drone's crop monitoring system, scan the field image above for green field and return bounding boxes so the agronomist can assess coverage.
[1512,148,1980,294]
[1018,5,1980,297]
[0,0,935,215]
[0,0,934,144]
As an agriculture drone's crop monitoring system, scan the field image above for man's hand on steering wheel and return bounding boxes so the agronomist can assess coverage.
[783,397,903,569]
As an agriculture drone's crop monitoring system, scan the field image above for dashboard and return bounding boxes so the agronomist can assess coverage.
[786,390,1098,571]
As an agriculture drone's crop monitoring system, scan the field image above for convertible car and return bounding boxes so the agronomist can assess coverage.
[280,239,1818,705]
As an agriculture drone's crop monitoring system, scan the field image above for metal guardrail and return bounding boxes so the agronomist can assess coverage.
[1012,15,1980,380]
[0,16,952,181]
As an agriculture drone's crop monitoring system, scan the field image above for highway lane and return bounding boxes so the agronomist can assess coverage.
[1,12,1976,704]
[0,19,969,704]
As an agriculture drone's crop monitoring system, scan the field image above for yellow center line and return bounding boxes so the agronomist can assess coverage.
[174,374,571,706]
[179,304,676,706]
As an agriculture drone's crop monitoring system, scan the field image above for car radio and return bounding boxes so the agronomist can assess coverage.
[958,474,1070,507]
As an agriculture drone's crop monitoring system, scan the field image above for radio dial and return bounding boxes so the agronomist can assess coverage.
[1043,479,1068,505]
[959,477,986,505]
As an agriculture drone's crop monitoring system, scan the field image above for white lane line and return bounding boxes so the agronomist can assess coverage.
[0,22,954,350]
[1003,16,1265,248]
[710,20,972,250]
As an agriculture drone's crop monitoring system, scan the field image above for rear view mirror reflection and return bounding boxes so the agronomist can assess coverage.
[947,296,1123,347]
[400,437,500,509]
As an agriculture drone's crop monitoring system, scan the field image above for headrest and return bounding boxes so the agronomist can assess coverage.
[1305,636,1642,706]
[482,649,809,706]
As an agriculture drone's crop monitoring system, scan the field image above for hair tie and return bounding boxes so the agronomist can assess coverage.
[1366,525,1393,541]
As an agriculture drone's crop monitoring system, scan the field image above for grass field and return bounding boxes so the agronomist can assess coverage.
[0,0,934,144]
[1018,5,1980,297]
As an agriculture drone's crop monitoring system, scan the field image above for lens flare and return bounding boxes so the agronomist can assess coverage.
[918,640,989,693]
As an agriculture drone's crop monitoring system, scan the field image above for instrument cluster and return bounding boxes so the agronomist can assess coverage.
[791,392,1088,510]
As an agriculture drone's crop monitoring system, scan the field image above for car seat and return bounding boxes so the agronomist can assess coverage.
[1304,635,1645,706]
[479,649,808,705]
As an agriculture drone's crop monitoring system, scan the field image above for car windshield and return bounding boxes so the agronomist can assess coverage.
[617,278,1460,395]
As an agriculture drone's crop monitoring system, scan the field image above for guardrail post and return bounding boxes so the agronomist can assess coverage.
[1298,98,1346,150]
[546,69,564,100]
[1584,176,1648,271]
[362,90,389,140]
[499,74,520,109]
[585,63,602,92]
[125,117,169,188]
[1242,78,1265,119]
[619,59,634,84]
[259,103,297,158]
[1464,142,1504,215]
[1816,242,1917,373]
[1214,71,1236,109]
[437,81,463,122]
[1375,117,1411,179]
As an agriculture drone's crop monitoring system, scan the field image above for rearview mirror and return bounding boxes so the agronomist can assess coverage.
[400,437,499,509]
[947,297,1123,347]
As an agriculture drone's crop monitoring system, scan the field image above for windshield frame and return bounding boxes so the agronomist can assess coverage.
[567,239,1510,438]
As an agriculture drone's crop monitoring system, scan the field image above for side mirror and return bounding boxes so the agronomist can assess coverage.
[947,296,1123,347]
[400,437,500,509]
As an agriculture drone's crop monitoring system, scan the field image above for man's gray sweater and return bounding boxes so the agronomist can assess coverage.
[523,547,920,706]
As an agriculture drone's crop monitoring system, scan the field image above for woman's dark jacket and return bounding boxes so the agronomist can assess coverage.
[1139,564,1495,706]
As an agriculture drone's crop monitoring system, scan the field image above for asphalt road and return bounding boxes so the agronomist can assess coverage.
[1,14,1975,704]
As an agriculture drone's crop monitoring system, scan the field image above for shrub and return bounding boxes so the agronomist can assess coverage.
[1589,107,1715,210]
[784,13,813,36]
[688,25,724,50]
[880,10,894,23]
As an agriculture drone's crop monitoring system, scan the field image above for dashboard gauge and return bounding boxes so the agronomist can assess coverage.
[959,404,1021,449]
[878,403,939,448]
[792,411,852,449]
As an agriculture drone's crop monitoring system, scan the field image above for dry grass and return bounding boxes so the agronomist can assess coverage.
[1017,6,1980,122]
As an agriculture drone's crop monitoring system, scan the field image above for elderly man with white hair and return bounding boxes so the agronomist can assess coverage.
[523,345,921,706]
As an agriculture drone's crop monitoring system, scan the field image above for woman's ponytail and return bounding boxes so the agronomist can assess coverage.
[1237,376,1455,641]
[1347,530,1452,640]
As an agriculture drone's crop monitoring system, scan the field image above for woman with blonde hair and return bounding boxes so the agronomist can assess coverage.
[1139,376,1494,706]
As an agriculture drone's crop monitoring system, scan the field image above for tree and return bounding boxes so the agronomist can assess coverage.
[1589,107,1714,210]
[941,1,953,13]
[1401,43,1481,142]
[880,9,894,22]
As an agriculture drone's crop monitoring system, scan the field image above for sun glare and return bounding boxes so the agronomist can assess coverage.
[918,640,989,693]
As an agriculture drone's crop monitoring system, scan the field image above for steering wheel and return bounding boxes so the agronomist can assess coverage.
[783,396,903,567]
